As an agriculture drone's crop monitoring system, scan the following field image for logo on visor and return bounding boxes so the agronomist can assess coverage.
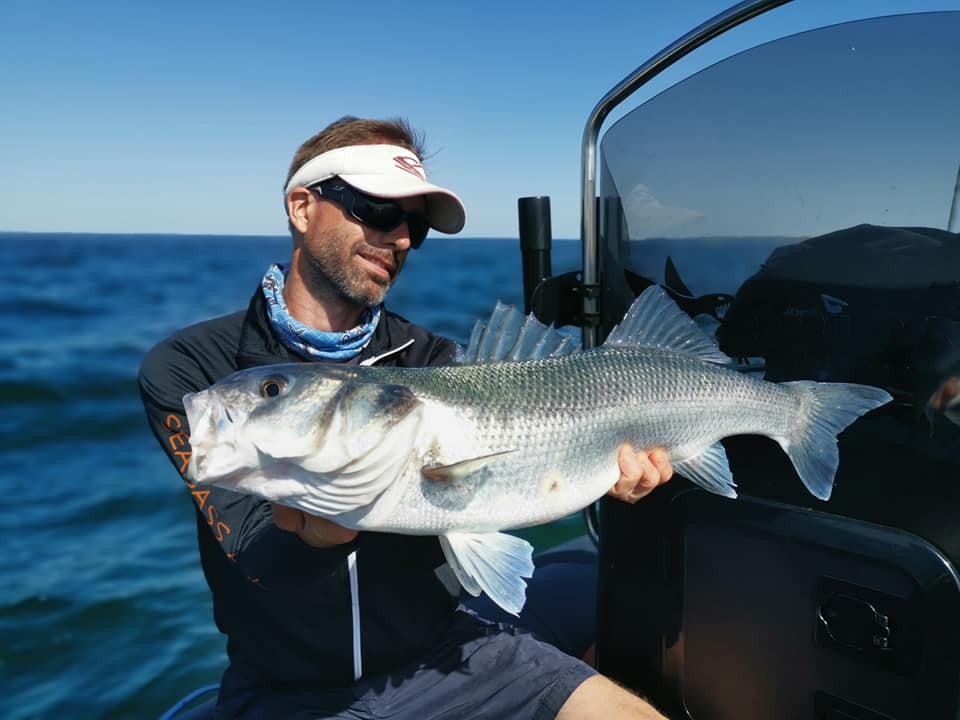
[394,155,426,181]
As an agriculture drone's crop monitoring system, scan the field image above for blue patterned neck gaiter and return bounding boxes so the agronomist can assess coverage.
[261,263,381,361]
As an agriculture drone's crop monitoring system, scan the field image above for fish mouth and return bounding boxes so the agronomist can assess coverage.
[183,389,222,450]
[183,389,250,483]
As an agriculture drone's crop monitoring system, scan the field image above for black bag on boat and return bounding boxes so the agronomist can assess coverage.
[715,224,960,406]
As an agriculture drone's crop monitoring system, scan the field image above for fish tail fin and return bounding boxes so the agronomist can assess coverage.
[777,381,892,500]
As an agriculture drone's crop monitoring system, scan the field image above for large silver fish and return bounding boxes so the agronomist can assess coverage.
[183,287,891,613]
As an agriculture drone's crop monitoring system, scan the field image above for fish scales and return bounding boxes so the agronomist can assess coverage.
[356,346,795,533]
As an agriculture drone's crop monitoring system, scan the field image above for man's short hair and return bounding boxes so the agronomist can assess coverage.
[286,117,426,188]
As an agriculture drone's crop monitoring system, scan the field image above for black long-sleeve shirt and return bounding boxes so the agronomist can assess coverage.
[139,287,461,689]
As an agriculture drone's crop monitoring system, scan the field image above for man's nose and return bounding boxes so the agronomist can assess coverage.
[377,223,412,251]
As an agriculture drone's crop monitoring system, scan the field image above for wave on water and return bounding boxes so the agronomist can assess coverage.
[0,297,105,318]
[0,376,139,404]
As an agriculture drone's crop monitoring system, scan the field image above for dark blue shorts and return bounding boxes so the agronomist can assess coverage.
[216,611,596,720]
[463,545,599,661]
[215,546,600,720]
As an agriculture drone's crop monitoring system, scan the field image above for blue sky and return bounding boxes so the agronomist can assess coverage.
[2,0,958,238]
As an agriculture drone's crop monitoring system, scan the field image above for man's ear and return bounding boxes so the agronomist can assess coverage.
[286,188,313,234]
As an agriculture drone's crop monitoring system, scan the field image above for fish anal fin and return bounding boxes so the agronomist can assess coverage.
[439,532,535,615]
[674,442,738,498]
[422,450,517,483]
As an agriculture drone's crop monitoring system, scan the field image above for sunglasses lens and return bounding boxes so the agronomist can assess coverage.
[407,215,430,248]
[354,199,405,233]
[356,192,429,248]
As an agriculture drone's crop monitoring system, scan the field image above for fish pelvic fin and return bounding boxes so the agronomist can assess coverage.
[778,381,892,501]
[459,302,580,364]
[673,442,738,498]
[604,285,731,364]
[439,531,535,616]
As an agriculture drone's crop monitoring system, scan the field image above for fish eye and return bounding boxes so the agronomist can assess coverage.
[260,377,287,399]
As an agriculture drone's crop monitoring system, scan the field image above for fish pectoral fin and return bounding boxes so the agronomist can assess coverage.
[673,442,738,498]
[439,531,535,616]
[421,450,518,483]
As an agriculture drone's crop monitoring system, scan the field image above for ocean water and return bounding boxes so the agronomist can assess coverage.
[0,232,584,720]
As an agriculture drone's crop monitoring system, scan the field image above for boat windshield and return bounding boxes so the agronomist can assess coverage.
[599,11,960,410]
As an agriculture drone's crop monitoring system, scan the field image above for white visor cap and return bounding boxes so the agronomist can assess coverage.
[284,144,465,234]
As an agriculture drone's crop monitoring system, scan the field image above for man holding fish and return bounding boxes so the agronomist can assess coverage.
[141,116,674,719]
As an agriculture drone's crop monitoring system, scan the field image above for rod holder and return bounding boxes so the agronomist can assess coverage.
[518,196,553,315]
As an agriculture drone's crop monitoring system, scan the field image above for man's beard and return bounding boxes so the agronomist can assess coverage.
[305,232,396,308]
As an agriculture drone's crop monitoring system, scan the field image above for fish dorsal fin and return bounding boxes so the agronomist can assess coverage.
[604,285,731,364]
[458,302,580,364]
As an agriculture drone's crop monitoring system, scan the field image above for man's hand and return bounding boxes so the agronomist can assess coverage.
[272,503,358,548]
[608,445,673,503]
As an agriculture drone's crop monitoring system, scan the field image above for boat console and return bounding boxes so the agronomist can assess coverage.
[523,3,960,717]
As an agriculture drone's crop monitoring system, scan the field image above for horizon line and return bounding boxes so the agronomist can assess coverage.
[0,229,582,241]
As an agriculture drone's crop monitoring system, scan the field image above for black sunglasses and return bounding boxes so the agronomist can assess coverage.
[310,178,430,248]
